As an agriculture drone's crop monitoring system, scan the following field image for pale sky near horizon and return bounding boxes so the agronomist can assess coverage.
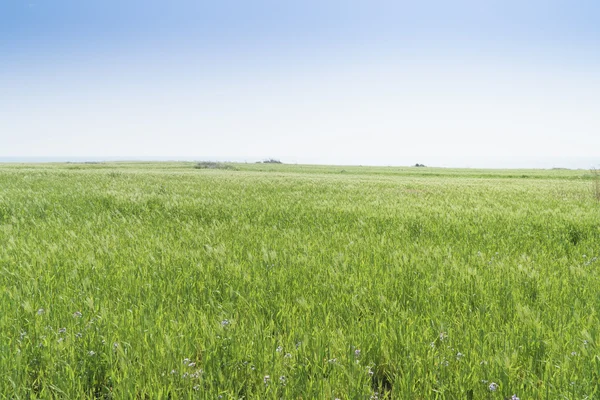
[1,0,599,168]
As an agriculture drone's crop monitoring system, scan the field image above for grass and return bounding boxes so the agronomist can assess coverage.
[0,162,599,398]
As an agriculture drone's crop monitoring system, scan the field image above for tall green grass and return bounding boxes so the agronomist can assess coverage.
[0,163,599,398]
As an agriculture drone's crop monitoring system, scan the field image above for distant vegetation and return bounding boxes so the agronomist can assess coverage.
[414,163,426,167]
[262,159,283,164]
[194,161,236,170]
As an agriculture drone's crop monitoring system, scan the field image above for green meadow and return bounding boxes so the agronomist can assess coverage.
[1,162,599,399]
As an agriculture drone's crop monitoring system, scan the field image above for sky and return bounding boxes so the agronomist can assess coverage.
[1,0,599,168]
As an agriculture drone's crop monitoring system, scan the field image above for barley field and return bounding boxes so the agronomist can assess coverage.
[1,162,599,399]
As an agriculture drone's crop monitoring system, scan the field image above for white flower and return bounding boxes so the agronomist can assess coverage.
[489,382,498,392]
[276,346,283,353]
[456,352,464,359]
[279,375,286,385]
[263,375,270,384]
[88,350,96,356]
[58,328,66,334]
[354,349,361,357]
[328,358,337,364]
[73,311,82,318]
[511,395,520,400]
[221,319,230,327]
[37,308,45,315]
[284,353,292,359]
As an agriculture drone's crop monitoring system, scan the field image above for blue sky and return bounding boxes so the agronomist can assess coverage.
[1,0,599,167]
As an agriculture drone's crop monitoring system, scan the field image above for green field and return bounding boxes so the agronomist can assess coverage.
[1,162,599,399]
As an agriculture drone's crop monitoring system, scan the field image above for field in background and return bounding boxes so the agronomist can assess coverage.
[1,162,599,398]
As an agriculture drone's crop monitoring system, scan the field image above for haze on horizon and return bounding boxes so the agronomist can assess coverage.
[1,0,599,169]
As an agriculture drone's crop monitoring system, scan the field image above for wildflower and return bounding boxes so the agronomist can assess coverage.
[328,358,337,364]
[183,358,190,364]
[284,353,292,359]
[263,375,270,385]
[456,352,464,359]
[276,346,283,353]
[511,395,520,400]
[188,362,196,367]
[439,332,447,341]
[37,308,45,315]
[442,360,449,367]
[57,337,64,343]
[75,332,82,338]
[279,375,286,385]
[170,369,177,375]
[19,331,27,340]
[113,342,119,349]
[583,340,589,346]
[193,385,200,391]
[88,350,96,356]
[354,349,361,357]
[221,319,230,327]
[571,351,577,356]
[73,311,82,318]
[182,372,189,379]
[295,341,302,348]
[489,382,498,392]
[58,328,66,334]
[430,342,435,348]
[191,369,203,379]
[367,366,374,376]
